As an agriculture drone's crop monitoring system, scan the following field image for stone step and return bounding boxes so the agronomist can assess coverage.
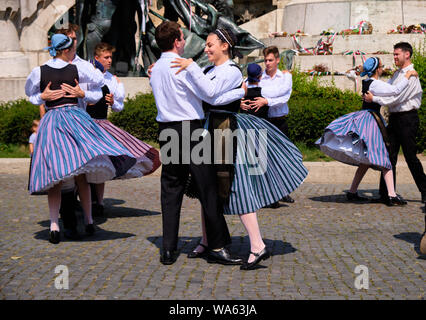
[292,54,395,73]
[256,34,425,56]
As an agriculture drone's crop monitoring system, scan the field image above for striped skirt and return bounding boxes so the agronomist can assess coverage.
[29,106,137,194]
[221,113,308,215]
[93,119,161,178]
[316,110,391,170]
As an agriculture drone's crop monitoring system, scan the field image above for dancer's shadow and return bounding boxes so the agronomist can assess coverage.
[75,198,160,226]
[147,236,297,267]
[393,232,426,259]
[309,189,379,204]
[35,220,135,242]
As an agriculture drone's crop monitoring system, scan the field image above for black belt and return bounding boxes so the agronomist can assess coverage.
[268,115,287,121]
[157,119,203,126]
[391,109,418,116]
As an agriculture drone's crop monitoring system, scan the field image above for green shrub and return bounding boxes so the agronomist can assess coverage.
[287,68,425,152]
[0,99,39,145]
[287,70,362,146]
[109,93,158,142]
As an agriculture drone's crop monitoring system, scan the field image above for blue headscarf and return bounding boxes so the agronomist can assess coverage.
[44,34,73,57]
[360,57,380,77]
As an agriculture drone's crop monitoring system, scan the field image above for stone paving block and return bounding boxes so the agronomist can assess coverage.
[1,172,425,300]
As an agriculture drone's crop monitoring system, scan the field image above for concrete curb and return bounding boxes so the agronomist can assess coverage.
[1,158,424,184]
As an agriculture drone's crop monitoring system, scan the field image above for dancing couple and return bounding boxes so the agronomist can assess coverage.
[150,21,307,269]
[318,42,424,206]
[25,32,160,244]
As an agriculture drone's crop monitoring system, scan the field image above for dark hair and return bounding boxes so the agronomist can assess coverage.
[394,42,413,58]
[155,21,182,52]
[55,23,80,36]
[210,28,242,59]
[94,42,116,56]
[263,46,279,59]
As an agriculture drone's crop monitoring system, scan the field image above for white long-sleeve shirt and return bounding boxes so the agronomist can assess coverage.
[150,52,244,122]
[367,77,409,97]
[88,70,125,112]
[72,55,105,109]
[185,59,245,105]
[372,64,422,113]
[25,56,104,107]
[256,70,293,118]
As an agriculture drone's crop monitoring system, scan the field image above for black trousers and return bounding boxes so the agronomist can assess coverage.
[60,190,78,230]
[158,120,231,251]
[267,116,289,137]
[380,109,426,197]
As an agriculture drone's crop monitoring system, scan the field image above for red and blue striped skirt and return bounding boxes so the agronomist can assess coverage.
[316,110,391,170]
[29,105,137,194]
[92,119,160,178]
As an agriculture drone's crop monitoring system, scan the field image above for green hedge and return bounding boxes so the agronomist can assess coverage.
[109,93,158,142]
[288,71,362,146]
[0,54,424,153]
[0,99,39,145]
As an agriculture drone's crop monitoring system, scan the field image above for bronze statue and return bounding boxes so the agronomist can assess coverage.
[74,0,264,75]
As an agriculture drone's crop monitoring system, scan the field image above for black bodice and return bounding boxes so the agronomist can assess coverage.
[362,79,381,113]
[40,64,79,108]
[240,86,269,119]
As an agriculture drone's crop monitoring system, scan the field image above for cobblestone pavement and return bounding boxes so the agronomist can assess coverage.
[0,171,425,300]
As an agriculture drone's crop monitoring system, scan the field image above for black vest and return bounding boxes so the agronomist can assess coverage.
[362,79,381,113]
[201,64,242,113]
[240,86,269,119]
[40,64,79,108]
[86,85,110,119]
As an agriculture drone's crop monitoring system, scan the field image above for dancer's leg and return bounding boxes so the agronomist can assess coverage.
[75,174,92,225]
[349,164,369,193]
[95,183,105,206]
[48,182,62,231]
[239,212,265,263]
[383,168,397,197]
[193,209,209,253]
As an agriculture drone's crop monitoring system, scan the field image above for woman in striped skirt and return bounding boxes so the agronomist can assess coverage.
[86,43,161,215]
[25,34,137,244]
[172,28,308,269]
[316,57,417,206]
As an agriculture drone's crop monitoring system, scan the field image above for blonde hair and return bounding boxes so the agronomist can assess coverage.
[94,42,116,57]
[32,119,40,132]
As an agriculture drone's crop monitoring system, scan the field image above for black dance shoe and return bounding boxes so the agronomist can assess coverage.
[240,247,271,270]
[85,224,96,236]
[421,192,426,204]
[264,201,280,209]
[160,250,179,265]
[49,231,61,244]
[281,195,295,203]
[386,195,407,206]
[64,228,82,240]
[187,243,208,259]
[207,248,243,265]
[346,192,368,202]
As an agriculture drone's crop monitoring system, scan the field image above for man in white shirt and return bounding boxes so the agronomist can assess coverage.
[365,42,425,204]
[150,21,245,265]
[242,46,295,205]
